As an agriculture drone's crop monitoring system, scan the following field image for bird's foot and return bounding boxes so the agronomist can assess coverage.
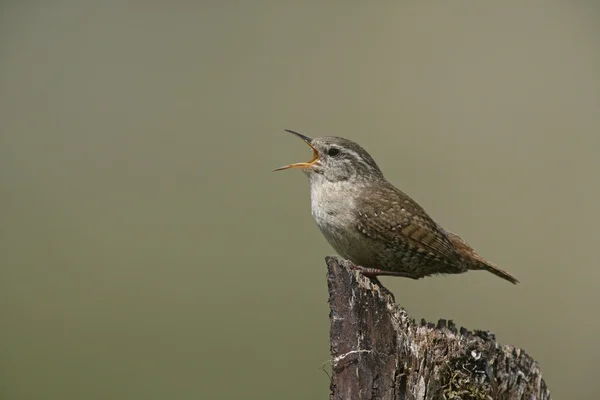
[346,264,399,302]
[348,264,413,279]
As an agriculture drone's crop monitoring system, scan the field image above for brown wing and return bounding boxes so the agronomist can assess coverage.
[355,183,458,264]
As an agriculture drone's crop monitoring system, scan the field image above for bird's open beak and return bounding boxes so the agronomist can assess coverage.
[273,129,320,171]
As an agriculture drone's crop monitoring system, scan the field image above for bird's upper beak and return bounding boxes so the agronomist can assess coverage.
[273,129,320,171]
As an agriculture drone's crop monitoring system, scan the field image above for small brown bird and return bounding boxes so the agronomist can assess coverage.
[274,130,518,284]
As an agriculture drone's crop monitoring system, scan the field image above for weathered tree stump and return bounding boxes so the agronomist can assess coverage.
[326,256,550,400]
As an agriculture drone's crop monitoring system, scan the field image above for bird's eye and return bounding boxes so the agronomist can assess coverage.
[327,148,340,157]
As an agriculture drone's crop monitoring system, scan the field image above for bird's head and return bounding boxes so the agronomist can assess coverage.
[273,129,383,183]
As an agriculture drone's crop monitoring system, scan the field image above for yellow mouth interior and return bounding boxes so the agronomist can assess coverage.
[273,141,319,171]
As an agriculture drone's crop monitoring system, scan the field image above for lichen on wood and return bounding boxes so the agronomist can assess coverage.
[326,256,550,400]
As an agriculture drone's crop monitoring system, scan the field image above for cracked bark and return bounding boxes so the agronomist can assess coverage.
[326,256,550,400]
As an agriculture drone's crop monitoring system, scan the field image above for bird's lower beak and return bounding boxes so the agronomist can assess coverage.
[273,130,320,171]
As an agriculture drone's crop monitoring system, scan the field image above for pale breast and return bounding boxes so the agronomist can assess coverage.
[308,179,377,266]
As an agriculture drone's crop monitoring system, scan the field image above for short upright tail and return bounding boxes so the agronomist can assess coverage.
[445,230,519,284]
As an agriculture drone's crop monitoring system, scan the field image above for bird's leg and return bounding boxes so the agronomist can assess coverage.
[346,264,415,303]
[348,264,415,279]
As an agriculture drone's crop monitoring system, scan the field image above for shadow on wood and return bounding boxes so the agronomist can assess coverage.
[326,256,550,400]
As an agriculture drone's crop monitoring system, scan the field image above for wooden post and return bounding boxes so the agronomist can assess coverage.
[326,256,550,400]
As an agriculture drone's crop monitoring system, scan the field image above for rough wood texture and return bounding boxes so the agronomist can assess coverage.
[326,256,550,400]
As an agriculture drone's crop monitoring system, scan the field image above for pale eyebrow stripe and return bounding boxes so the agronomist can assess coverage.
[345,148,374,170]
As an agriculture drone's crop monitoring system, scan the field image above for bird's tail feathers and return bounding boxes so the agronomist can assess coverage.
[445,231,519,285]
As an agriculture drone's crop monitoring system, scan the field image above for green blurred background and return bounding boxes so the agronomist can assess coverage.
[1,2,599,399]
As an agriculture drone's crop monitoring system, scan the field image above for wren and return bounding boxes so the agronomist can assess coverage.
[274,129,518,284]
